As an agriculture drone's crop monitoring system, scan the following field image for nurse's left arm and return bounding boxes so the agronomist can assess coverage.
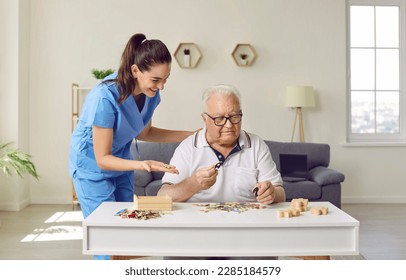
[137,120,196,142]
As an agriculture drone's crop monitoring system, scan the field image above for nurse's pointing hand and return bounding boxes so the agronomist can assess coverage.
[141,160,179,174]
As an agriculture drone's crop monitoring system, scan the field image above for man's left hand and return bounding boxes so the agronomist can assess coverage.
[254,181,276,205]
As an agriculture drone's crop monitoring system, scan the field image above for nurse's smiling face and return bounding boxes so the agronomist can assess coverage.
[131,63,171,98]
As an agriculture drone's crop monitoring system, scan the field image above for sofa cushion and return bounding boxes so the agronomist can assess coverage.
[134,170,152,188]
[265,141,330,170]
[283,180,321,200]
[131,141,180,163]
[309,166,345,186]
[145,180,164,196]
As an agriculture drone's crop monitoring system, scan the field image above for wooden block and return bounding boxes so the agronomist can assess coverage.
[290,209,301,217]
[134,195,172,204]
[290,198,308,212]
[291,198,308,206]
[310,207,328,216]
[291,205,307,212]
[134,195,173,211]
[277,210,290,218]
[277,209,300,218]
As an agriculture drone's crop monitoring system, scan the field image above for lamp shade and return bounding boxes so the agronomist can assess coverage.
[285,86,315,108]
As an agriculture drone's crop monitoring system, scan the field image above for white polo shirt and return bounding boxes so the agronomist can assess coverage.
[162,128,283,203]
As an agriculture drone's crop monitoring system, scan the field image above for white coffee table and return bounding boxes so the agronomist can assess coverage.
[83,201,359,257]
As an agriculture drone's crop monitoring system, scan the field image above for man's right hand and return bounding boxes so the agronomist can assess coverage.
[192,165,218,190]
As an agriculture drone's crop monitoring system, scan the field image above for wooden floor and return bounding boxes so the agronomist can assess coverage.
[342,204,406,260]
[0,203,405,260]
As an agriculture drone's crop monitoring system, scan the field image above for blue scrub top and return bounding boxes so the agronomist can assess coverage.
[69,73,160,180]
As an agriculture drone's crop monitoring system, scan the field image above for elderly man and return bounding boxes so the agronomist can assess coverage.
[158,84,285,204]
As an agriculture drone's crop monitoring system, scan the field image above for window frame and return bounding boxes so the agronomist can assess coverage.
[346,0,406,143]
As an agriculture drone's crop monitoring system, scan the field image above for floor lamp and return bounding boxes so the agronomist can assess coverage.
[285,86,315,142]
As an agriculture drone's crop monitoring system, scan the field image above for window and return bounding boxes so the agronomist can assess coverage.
[347,0,405,143]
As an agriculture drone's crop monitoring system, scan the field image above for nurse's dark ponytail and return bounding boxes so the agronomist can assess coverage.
[115,33,172,104]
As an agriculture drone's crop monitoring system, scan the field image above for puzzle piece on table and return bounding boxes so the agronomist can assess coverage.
[133,195,173,211]
[310,206,328,216]
[290,198,309,212]
[116,209,165,220]
[277,209,301,218]
[194,202,266,213]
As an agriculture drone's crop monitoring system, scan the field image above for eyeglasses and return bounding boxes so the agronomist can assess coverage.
[204,112,243,126]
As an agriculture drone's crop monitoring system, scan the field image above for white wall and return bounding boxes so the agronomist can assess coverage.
[0,0,31,210]
[1,0,405,210]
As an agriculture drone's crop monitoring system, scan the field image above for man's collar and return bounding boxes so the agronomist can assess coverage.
[193,126,251,149]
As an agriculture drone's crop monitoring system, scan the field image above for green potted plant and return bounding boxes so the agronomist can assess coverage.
[91,68,115,80]
[0,142,39,179]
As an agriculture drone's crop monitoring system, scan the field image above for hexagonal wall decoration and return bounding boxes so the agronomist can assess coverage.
[174,43,202,69]
[231,44,257,66]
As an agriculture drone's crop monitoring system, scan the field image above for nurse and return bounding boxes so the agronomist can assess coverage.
[69,33,193,223]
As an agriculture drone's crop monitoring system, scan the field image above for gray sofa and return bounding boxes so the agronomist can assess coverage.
[130,140,345,208]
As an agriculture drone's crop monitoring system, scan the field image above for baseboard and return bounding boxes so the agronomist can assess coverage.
[0,197,31,211]
[342,196,406,204]
[29,197,72,205]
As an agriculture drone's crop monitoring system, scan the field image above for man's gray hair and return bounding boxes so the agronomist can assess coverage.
[202,84,242,111]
